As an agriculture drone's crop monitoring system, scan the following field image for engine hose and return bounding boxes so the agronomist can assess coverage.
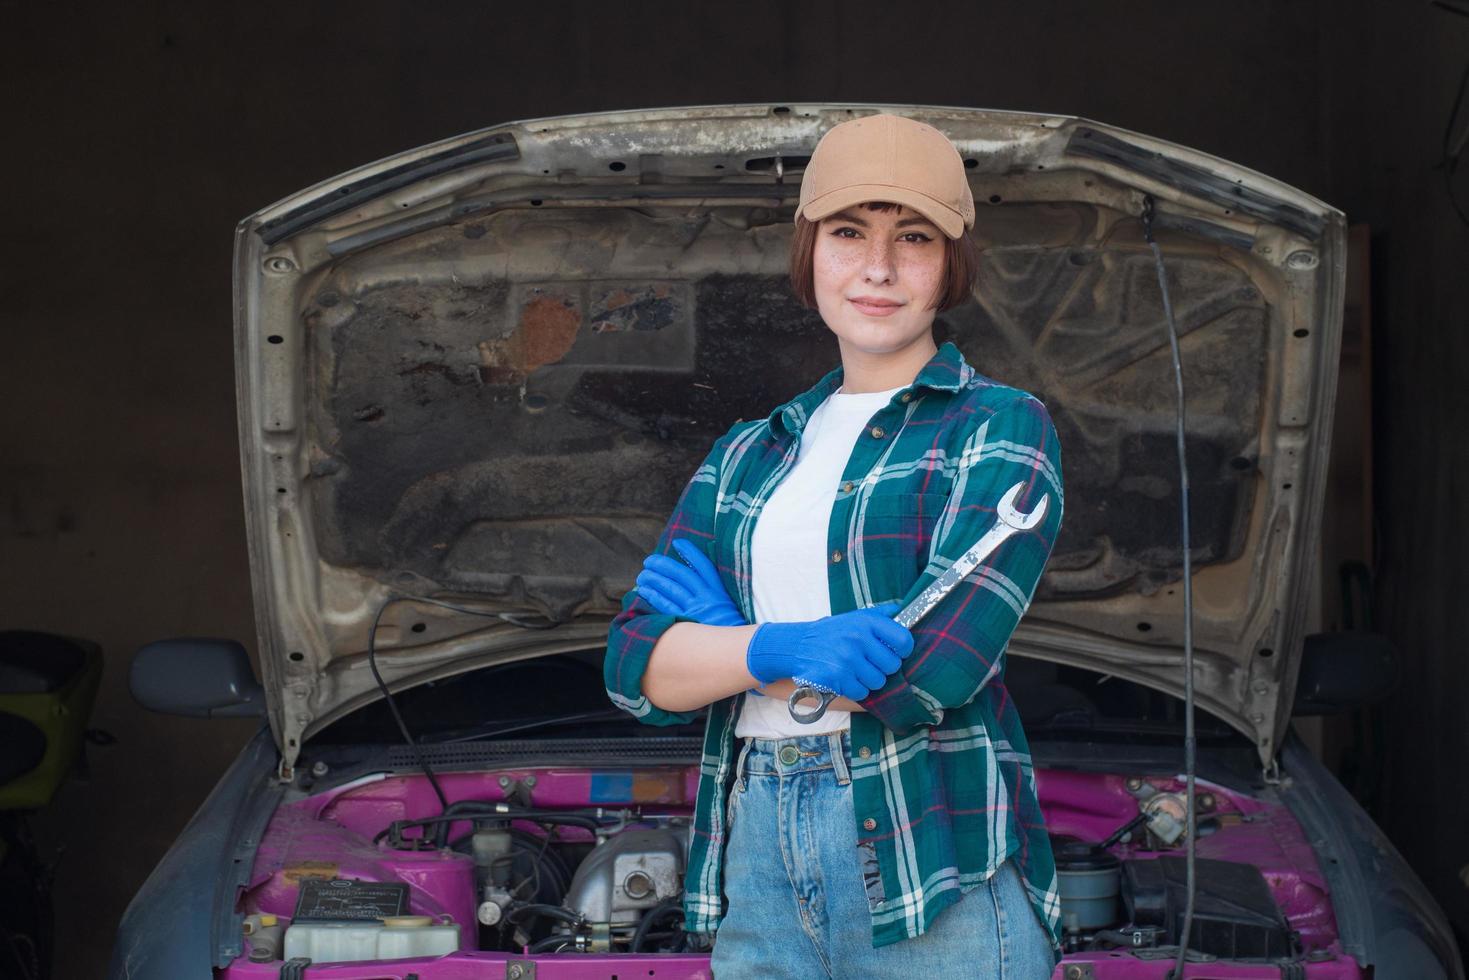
[379,810,603,846]
[528,933,578,954]
[437,805,603,831]
[440,810,600,848]
[1095,928,1153,949]
[445,827,573,905]
[630,897,686,953]
[474,812,601,832]
[442,800,603,822]
[512,829,572,902]
[418,801,604,846]
[505,903,583,928]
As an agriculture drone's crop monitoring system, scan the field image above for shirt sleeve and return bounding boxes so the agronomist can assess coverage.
[603,428,737,727]
[859,393,1064,735]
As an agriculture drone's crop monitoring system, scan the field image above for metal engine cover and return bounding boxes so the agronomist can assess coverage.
[563,828,685,926]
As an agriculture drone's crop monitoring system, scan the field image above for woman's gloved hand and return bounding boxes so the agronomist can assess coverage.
[636,538,747,627]
[746,603,915,702]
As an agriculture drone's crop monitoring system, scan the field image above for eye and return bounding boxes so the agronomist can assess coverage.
[899,231,934,244]
[830,226,861,239]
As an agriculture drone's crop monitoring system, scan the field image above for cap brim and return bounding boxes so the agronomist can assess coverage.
[799,183,966,239]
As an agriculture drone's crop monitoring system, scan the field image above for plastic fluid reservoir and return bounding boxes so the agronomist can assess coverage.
[1052,836,1122,933]
[283,916,459,963]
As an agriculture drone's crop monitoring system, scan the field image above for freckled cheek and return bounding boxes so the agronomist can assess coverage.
[897,254,944,297]
[815,248,863,280]
[812,249,863,303]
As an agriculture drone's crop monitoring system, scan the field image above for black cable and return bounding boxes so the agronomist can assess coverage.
[1,926,40,980]
[506,904,584,928]
[1097,812,1149,851]
[446,825,572,906]
[630,897,686,953]
[513,828,573,904]
[365,594,565,815]
[377,811,602,847]
[1440,55,1469,228]
[1142,196,1198,980]
[368,595,448,810]
[1436,3,1469,225]
[436,807,603,833]
[439,800,604,824]
[511,826,559,903]
[528,933,578,953]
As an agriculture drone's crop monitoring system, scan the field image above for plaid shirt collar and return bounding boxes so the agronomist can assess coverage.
[767,340,970,439]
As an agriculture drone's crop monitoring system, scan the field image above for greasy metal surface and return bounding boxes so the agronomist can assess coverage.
[217,763,1356,977]
[1066,127,1326,239]
[256,132,520,246]
[310,210,1263,608]
[234,105,1345,768]
[561,828,685,925]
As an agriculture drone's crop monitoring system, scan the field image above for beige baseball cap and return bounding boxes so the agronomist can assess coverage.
[796,114,975,239]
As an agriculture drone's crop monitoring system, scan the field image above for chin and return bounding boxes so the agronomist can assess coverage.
[829,320,930,356]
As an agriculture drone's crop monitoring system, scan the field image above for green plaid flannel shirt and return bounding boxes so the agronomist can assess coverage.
[604,341,1064,950]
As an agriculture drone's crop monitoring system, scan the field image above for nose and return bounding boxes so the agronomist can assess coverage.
[861,235,896,285]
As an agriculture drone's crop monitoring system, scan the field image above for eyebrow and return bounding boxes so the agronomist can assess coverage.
[828,208,938,230]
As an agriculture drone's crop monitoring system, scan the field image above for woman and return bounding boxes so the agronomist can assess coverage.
[604,113,1064,978]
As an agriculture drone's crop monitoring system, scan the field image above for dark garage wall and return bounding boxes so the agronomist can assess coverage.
[1321,0,1469,955]
[1,3,1463,976]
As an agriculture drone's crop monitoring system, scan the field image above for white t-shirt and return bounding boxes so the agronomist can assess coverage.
[735,383,906,738]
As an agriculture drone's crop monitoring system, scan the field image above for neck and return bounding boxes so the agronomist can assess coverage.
[836,335,938,393]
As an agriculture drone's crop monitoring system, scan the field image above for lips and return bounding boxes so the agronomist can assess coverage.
[849,296,904,317]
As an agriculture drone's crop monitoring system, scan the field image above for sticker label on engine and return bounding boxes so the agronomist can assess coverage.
[292,878,409,922]
[281,861,339,884]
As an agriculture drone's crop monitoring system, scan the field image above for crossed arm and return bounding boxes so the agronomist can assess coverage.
[639,624,868,714]
[604,395,1062,734]
[639,621,762,714]
[636,542,873,714]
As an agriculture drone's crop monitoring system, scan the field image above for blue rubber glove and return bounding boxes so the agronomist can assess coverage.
[745,603,915,702]
[635,538,747,627]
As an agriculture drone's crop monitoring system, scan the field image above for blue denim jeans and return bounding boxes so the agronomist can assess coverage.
[709,729,1056,979]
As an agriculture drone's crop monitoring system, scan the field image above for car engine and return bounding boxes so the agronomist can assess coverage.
[228,762,1343,976]
[463,819,692,954]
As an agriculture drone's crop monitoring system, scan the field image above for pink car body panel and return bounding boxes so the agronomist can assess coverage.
[223,764,1365,978]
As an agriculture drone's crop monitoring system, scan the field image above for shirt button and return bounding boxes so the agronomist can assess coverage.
[862,817,877,831]
[831,549,843,564]
[900,391,912,403]
[858,746,872,759]
[841,481,854,493]
[869,426,885,439]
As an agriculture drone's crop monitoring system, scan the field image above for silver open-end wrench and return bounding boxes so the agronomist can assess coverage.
[787,481,1050,725]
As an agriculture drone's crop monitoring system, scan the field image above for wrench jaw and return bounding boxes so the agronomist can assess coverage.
[996,482,1048,531]
[781,481,1049,726]
[788,684,837,724]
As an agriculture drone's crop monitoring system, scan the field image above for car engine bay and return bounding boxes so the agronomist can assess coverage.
[220,749,1363,978]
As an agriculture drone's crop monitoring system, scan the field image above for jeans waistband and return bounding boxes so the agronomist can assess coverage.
[733,729,852,785]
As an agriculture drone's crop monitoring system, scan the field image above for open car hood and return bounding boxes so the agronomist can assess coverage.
[234,104,1345,771]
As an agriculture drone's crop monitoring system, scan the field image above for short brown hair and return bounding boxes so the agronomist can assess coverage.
[788,202,980,313]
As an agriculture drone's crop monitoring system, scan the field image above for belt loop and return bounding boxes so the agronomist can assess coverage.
[733,736,754,792]
[829,730,851,785]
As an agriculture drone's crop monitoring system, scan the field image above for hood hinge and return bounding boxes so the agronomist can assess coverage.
[1261,758,1287,788]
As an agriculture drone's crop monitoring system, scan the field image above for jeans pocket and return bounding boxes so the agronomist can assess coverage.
[724,779,742,832]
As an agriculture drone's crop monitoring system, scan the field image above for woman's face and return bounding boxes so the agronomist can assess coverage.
[812,203,947,357]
